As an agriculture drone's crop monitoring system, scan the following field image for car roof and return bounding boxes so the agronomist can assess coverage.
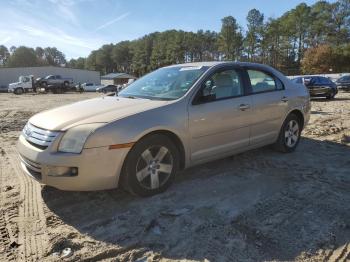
[163,61,289,82]
[165,61,274,69]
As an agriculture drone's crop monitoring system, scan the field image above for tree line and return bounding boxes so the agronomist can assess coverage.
[0,46,66,67]
[1,0,349,76]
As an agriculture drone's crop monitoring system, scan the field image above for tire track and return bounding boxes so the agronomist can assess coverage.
[0,149,17,261]
[8,147,48,261]
[326,243,350,262]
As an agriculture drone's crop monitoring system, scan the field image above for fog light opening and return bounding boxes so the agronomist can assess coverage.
[47,166,79,177]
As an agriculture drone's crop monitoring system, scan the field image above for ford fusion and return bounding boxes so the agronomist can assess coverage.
[18,62,310,196]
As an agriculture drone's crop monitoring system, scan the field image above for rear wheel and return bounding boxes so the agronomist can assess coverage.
[121,134,179,197]
[274,114,301,153]
[41,82,47,87]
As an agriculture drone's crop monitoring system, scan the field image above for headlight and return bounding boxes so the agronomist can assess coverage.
[58,123,105,153]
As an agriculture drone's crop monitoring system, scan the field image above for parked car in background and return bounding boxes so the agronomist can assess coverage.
[336,75,350,91]
[38,75,73,88]
[96,84,118,93]
[292,76,337,99]
[77,83,103,92]
[8,75,36,95]
[18,62,310,196]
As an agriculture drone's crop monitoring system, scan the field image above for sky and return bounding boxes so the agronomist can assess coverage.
[0,0,331,59]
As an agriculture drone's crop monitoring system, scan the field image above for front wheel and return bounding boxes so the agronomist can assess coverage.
[121,134,179,197]
[274,114,301,153]
[14,88,24,95]
[326,89,336,100]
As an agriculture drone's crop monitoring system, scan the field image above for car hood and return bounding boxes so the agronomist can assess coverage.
[9,82,20,87]
[29,96,170,131]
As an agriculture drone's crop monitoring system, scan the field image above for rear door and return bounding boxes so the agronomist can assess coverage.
[188,66,253,163]
[245,68,288,146]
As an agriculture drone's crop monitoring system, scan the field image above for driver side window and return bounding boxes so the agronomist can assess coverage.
[197,69,243,103]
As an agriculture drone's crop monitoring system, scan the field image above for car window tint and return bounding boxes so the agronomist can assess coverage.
[248,70,277,93]
[320,77,331,84]
[311,77,319,84]
[209,69,243,99]
[295,78,302,84]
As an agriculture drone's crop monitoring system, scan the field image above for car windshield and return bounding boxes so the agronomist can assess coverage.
[118,66,208,100]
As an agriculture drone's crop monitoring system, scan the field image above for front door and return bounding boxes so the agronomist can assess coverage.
[188,67,252,163]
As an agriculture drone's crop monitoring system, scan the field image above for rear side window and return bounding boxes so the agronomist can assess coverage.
[293,78,302,84]
[247,69,283,94]
[312,77,321,84]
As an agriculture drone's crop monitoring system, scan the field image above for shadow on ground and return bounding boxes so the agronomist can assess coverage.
[42,138,350,261]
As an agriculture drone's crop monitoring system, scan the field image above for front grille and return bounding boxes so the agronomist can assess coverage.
[22,123,60,150]
[19,154,42,180]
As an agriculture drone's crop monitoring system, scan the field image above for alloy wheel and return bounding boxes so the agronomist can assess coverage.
[284,120,299,148]
[135,146,173,190]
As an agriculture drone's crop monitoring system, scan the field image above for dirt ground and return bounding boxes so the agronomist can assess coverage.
[0,91,349,262]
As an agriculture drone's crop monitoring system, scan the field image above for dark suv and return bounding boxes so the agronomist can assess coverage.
[292,76,337,99]
[336,75,350,91]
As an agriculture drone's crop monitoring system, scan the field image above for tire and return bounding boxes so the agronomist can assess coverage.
[274,113,302,153]
[63,81,69,87]
[121,134,180,197]
[14,88,24,95]
[326,89,336,100]
[41,82,47,87]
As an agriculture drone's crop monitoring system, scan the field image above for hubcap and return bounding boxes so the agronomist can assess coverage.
[136,146,173,190]
[284,120,299,148]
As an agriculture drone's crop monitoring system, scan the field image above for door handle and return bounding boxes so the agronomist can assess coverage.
[239,104,250,111]
[281,96,288,102]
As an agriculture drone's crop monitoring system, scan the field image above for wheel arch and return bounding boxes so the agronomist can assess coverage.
[286,109,305,130]
[15,87,24,94]
[118,129,186,188]
[134,129,186,170]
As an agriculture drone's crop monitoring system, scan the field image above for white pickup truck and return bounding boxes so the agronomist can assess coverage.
[8,76,35,94]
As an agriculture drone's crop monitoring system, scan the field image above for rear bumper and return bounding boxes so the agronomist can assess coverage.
[17,134,129,191]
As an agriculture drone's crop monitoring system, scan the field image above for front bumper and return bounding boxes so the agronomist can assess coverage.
[337,84,350,90]
[17,134,129,191]
[308,87,336,97]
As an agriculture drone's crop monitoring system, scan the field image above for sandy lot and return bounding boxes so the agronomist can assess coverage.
[0,92,349,262]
